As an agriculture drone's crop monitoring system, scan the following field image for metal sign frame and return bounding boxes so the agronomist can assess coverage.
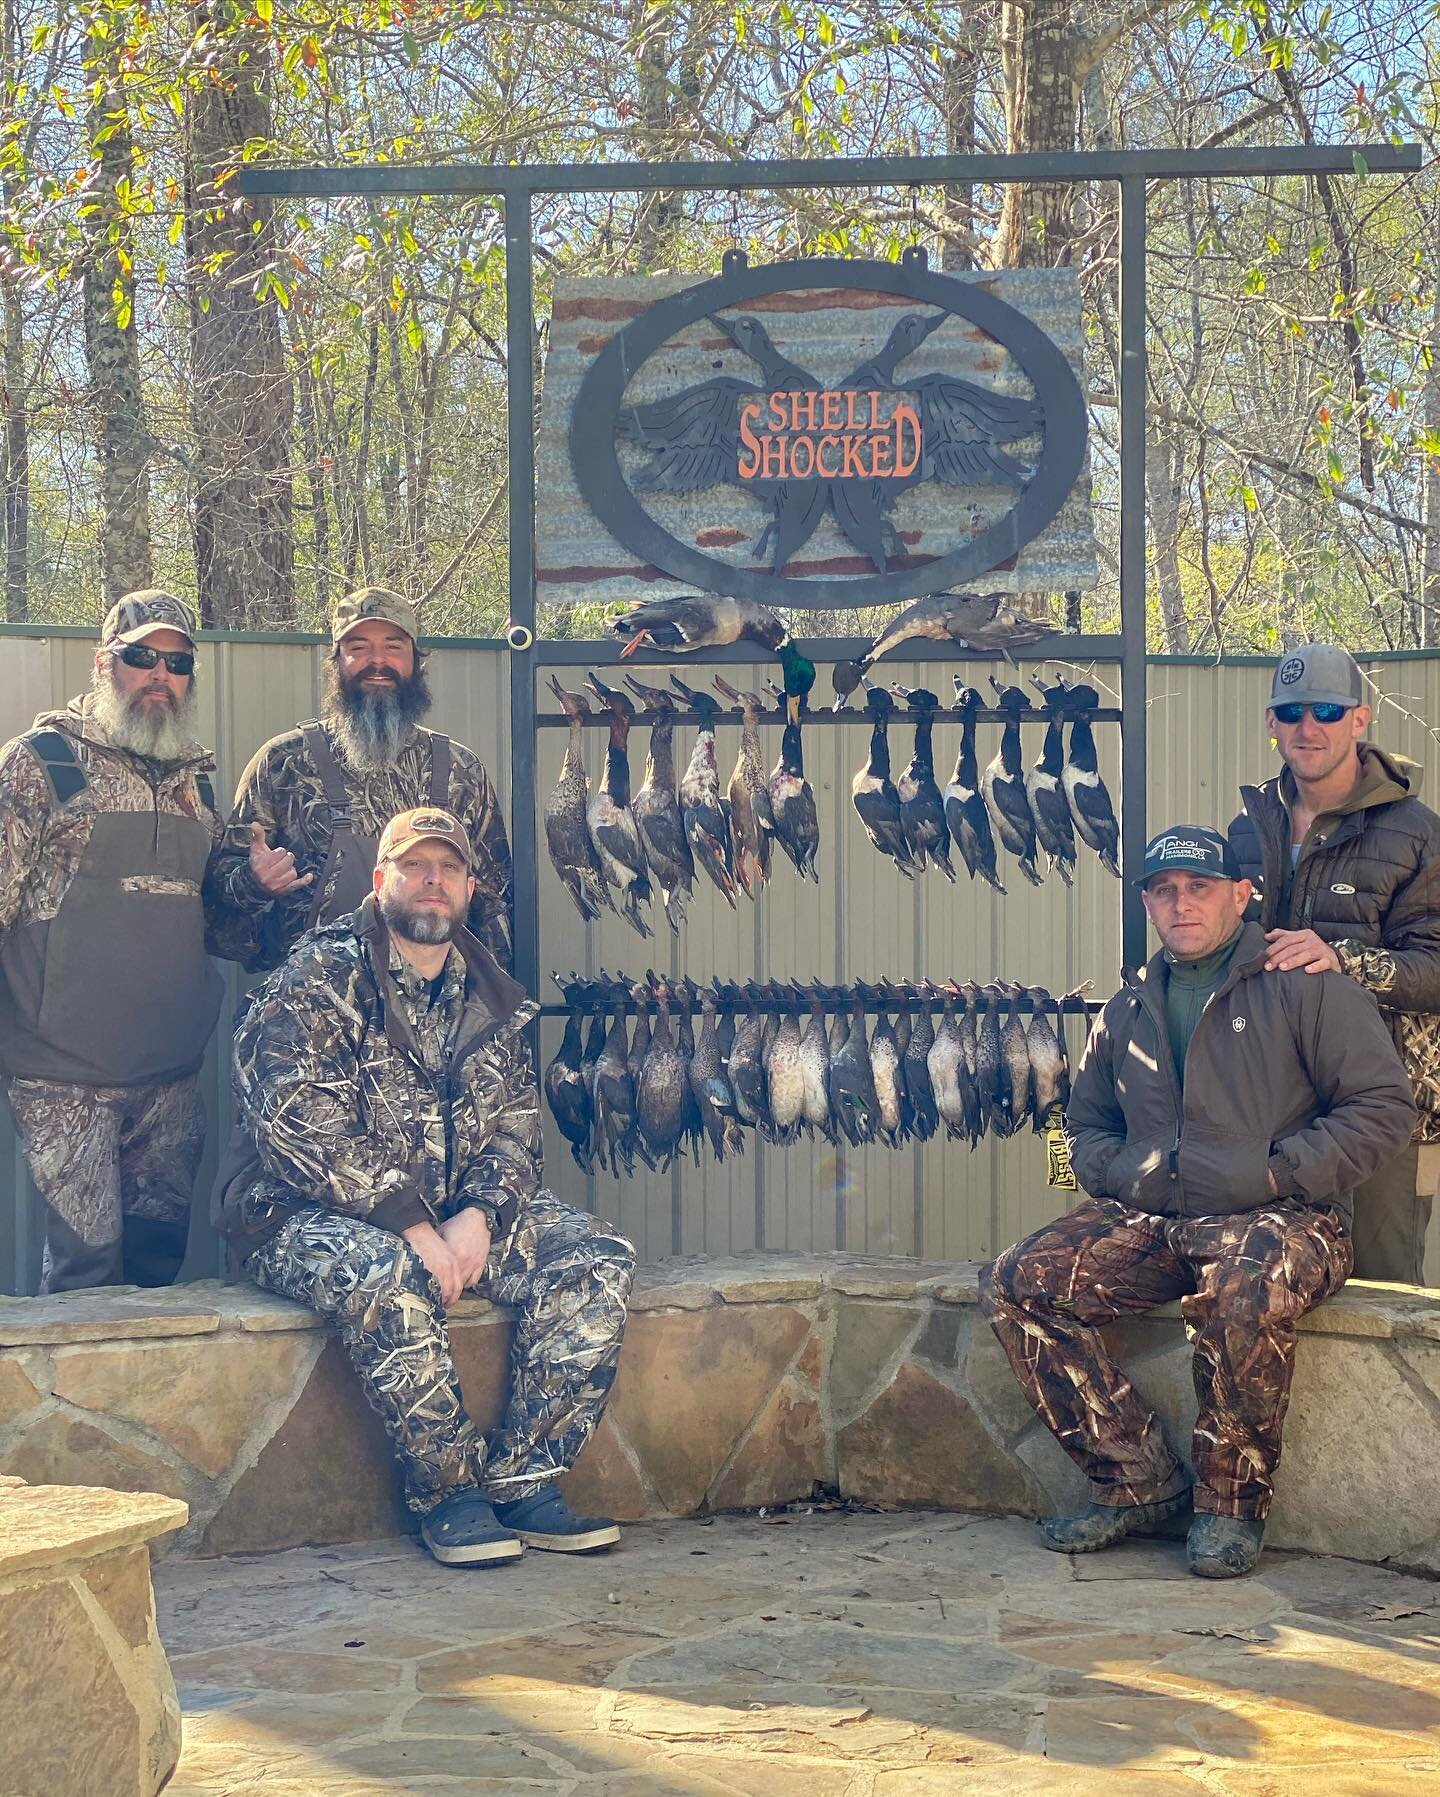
[569,245,1089,605]
[239,144,1421,997]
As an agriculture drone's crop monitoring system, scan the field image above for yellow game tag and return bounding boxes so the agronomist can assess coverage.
[1043,1106,1078,1190]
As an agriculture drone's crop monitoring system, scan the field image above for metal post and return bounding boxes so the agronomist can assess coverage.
[1118,175,1149,969]
[504,193,540,1000]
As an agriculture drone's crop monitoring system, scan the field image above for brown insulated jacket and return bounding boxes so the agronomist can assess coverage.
[1229,744,1440,1141]
[1066,922,1416,1228]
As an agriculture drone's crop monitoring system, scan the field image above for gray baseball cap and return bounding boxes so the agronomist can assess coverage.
[1269,643,1364,710]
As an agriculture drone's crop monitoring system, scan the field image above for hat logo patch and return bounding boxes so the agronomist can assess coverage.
[1278,656,1305,686]
[1232,1017,1247,1032]
[1154,834,1210,860]
[411,812,454,833]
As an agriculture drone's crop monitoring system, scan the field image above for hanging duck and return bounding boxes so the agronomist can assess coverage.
[1024,685,1077,887]
[712,675,773,896]
[583,674,654,937]
[1025,986,1071,1129]
[691,987,744,1162]
[612,595,788,659]
[828,987,879,1146]
[927,983,968,1144]
[863,984,906,1147]
[761,679,821,882]
[634,979,689,1170]
[957,979,984,1147]
[620,675,695,932]
[888,683,956,879]
[983,677,1043,887]
[668,676,740,907]
[902,987,938,1142]
[543,1005,593,1174]
[999,983,1034,1138]
[797,981,836,1143]
[944,684,1005,893]
[592,991,641,1175]
[728,983,770,1130]
[764,985,807,1146]
[861,592,1051,666]
[852,680,918,877]
[544,679,613,923]
[1054,675,1121,879]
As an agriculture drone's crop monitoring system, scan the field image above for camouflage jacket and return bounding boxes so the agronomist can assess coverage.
[0,697,223,937]
[1230,745,1440,1143]
[203,720,513,973]
[222,895,542,1252]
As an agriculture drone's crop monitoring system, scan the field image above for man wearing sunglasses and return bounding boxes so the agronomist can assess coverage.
[1229,643,1440,1284]
[0,590,226,1290]
[204,586,513,976]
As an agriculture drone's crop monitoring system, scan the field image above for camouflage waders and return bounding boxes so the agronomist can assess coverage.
[982,1197,1352,1520]
[6,1074,205,1292]
[247,1189,635,1515]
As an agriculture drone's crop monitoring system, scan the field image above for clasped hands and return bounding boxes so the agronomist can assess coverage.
[402,1209,493,1308]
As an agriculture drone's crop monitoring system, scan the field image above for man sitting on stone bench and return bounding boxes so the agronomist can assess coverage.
[981,823,1416,1580]
[216,806,635,1567]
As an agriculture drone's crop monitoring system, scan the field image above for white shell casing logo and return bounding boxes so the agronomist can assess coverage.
[1232,1017,1247,1032]
[1332,883,1355,894]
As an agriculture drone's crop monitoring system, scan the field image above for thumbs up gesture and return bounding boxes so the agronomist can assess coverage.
[248,822,314,897]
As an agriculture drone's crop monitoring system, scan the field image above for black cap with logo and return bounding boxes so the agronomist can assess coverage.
[1133,824,1242,887]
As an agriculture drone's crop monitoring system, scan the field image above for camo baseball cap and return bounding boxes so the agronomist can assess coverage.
[101,589,197,647]
[1133,824,1241,886]
[1269,643,1364,711]
[377,807,473,869]
[331,586,419,645]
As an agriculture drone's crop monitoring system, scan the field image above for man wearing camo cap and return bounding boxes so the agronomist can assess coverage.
[217,806,634,1567]
[0,590,225,1290]
[204,585,513,975]
[1230,643,1440,1283]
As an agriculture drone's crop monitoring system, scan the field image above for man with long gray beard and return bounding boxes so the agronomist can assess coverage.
[218,808,634,1566]
[0,590,225,1291]
[205,586,513,974]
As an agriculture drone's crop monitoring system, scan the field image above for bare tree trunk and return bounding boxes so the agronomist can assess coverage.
[1420,228,1440,649]
[940,40,979,270]
[1146,419,1190,650]
[287,310,331,619]
[82,40,154,601]
[183,12,294,626]
[996,0,1080,268]
[631,0,680,268]
[1,274,26,622]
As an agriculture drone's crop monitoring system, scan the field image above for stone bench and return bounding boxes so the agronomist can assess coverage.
[0,1475,187,1796]
[0,1258,1436,1571]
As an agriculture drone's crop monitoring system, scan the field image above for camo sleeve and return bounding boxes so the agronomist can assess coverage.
[0,738,51,936]
[233,951,431,1235]
[454,1028,542,1233]
[449,745,514,971]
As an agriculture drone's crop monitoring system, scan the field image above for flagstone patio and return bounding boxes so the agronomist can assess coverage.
[155,1507,1440,1795]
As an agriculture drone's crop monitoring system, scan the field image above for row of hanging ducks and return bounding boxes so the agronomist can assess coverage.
[543,972,1079,1178]
[848,673,1119,891]
[545,668,820,938]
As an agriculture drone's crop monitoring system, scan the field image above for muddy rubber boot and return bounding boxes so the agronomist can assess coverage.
[1187,1514,1265,1579]
[1040,1489,1193,1554]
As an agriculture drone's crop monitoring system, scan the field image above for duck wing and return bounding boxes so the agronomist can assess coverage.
[615,380,750,492]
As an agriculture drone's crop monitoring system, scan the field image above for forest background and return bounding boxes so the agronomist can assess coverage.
[2,0,1436,652]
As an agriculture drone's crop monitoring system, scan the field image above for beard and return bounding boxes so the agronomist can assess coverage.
[89,661,199,762]
[323,655,431,774]
[379,889,466,946]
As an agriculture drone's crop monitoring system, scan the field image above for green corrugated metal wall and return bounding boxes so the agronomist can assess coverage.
[2,634,1437,1291]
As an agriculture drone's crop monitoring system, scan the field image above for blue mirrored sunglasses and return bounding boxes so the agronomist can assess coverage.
[1272,701,1350,725]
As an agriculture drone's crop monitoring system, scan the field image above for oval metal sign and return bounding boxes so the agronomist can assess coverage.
[569,253,1088,611]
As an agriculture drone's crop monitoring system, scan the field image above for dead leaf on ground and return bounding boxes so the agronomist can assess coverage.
[1364,1599,1438,1621]
[1179,1625,1264,1644]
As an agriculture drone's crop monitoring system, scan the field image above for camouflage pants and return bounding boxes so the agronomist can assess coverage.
[5,1074,205,1293]
[981,1198,1353,1520]
[246,1190,635,1515]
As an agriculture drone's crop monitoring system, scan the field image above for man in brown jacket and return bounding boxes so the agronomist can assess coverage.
[1229,643,1440,1284]
[982,824,1415,1579]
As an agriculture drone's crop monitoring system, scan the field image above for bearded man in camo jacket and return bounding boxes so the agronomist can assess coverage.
[216,806,635,1567]
[204,585,513,974]
[0,591,224,1292]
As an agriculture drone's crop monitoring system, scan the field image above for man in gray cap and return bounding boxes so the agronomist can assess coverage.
[204,585,513,975]
[0,590,225,1290]
[1229,643,1440,1284]
[983,823,1415,1578]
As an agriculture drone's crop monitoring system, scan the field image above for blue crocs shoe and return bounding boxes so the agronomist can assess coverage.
[492,1489,620,1553]
[421,1490,524,1567]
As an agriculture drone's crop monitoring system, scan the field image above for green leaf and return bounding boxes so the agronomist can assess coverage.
[406,314,424,352]
[255,0,273,22]
[1352,151,1368,177]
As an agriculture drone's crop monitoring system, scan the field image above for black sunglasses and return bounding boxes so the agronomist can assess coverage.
[1271,701,1350,725]
[109,642,195,677]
